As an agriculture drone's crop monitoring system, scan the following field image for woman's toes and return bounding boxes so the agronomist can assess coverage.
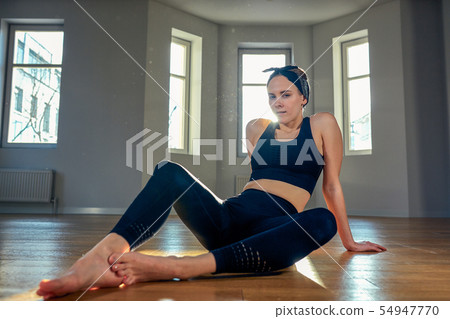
[38,279,53,290]
[38,278,65,293]
[112,262,127,271]
[108,253,122,265]
[123,276,135,286]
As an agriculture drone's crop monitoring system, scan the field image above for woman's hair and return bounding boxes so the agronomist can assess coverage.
[263,65,310,107]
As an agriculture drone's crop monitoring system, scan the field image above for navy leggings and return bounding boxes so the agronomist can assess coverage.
[110,160,337,273]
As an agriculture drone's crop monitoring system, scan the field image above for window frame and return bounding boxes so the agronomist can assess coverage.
[168,36,191,154]
[1,24,63,149]
[342,36,372,155]
[332,29,372,156]
[237,48,291,158]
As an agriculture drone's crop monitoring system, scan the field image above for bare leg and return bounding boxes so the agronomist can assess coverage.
[36,233,129,300]
[108,252,216,285]
[36,161,223,298]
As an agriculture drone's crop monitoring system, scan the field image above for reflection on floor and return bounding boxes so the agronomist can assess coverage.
[0,213,449,301]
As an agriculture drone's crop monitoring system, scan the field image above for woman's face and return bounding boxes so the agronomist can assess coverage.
[267,75,307,123]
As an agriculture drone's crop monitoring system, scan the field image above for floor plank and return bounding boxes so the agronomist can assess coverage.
[0,214,449,301]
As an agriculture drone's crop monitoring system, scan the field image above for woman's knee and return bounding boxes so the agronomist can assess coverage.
[154,159,177,172]
[153,160,183,178]
[152,160,194,186]
[314,208,337,244]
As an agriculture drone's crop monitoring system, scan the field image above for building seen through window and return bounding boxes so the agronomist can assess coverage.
[5,27,64,145]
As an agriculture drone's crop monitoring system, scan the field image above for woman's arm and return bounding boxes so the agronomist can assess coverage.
[317,113,386,252]
[245,118,271,159]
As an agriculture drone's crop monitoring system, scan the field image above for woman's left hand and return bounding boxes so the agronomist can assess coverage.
[347,241,387,252]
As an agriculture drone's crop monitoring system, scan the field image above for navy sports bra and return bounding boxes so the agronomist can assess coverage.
[249,117,325,195]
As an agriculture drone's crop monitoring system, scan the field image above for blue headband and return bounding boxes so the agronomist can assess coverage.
[264,66,309,106]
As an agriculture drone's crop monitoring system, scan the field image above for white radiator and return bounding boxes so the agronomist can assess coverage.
[0,169,57,213]
[235,175,250,195]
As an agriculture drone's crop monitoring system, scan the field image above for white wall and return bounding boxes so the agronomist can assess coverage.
[0,0,219,214]
[143,0,219,192]
[0,0,148,214]
[312,0,409,217]
[1,0,448,217]
[400,0,449,217]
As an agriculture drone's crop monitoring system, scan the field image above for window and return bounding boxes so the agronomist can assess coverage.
[168,36,191,152]
[2,24,64,146]
[43,104,50,133]
[13,121,22,138]
[343,37,372,153]
[30,95,37,118]
[238,48,291,156]
[168,28,202,156]
[14,87,23,112]
[333,30,372,155]
[16,40,24,64]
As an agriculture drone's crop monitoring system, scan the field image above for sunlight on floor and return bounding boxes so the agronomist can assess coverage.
[0,288,41,301]
[295,257,326,288]
[138,249,207,257]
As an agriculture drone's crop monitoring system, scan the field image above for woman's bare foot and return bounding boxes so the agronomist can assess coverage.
[36,233,129,300]
[108,251,217,285]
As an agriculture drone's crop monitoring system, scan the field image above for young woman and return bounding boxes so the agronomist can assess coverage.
[37,65,386,300]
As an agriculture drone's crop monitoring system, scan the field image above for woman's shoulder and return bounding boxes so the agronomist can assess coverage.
[309,112,340,133]
[309,111,336,122]
[246,118,272,137]
[245,118,272,148]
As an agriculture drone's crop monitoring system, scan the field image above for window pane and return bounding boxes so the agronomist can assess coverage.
[170,42,186,77]
[31,95,37,118]
[241,85,278,153]
[16,40,24,63]
[168,76,185,149]
[8,67,60,143]
[43,104,51,133]
[242,54,286,84]
[348,77,372,150]
[347,42,370,78]
[14,31,64,65]
[14,87,23,112]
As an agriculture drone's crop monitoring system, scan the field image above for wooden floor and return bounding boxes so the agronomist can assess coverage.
[0,213,449,301]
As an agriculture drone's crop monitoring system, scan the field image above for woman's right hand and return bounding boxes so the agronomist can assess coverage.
[346,241,387,252]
